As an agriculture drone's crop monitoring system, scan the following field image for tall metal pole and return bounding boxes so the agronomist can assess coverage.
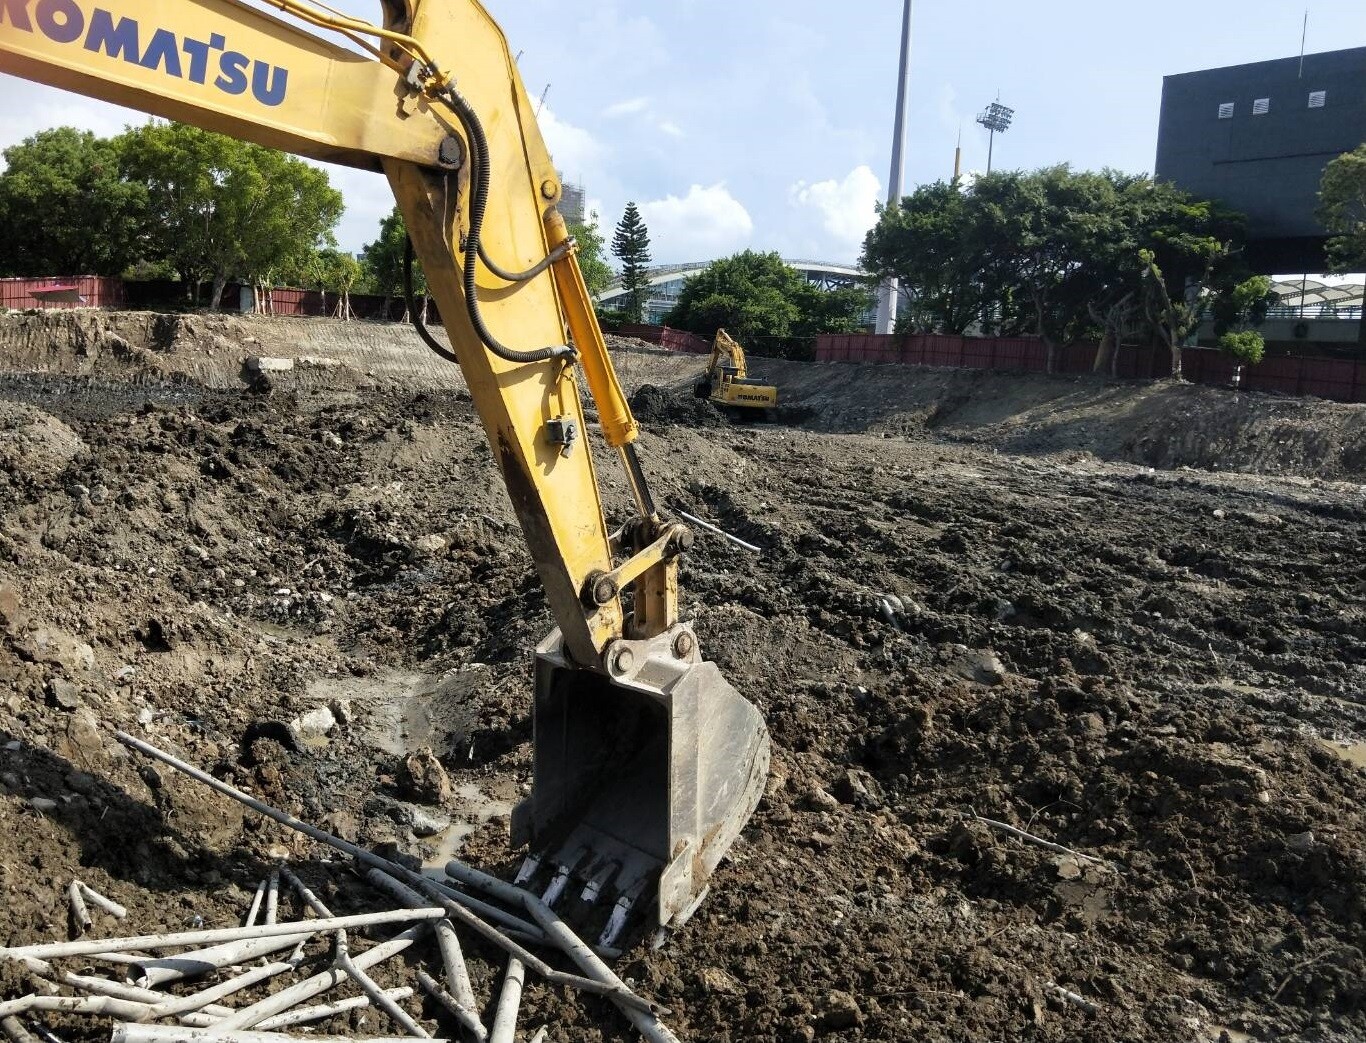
[874,0,913,335]
[986,129,995,173]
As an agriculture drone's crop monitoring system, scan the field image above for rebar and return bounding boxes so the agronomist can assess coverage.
[488,958,524,1043]
[111,1027,444,1043]
[0,909,443,962]
[75,883,127,921]
[111,732,658,1017]
[67,883,92,935]
[444,862,680,1043]
[209,928,422,1032]
[134,935,313,989]
[253,988,411,1031]
[362,870,485,1042]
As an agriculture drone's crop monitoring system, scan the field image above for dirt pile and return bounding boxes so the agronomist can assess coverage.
[0,315,1364,1042]
[629,382,727,428]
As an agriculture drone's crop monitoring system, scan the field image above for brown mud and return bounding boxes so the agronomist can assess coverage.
[0,312,1364,1042]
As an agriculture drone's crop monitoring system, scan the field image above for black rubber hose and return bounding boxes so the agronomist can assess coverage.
[436,86,573,364]
[405,236,459,366]
[478,240,571,283]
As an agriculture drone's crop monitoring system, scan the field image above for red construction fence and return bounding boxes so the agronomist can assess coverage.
[0,276,125,310]
[614,324,711,354]
[814,333,1366,404]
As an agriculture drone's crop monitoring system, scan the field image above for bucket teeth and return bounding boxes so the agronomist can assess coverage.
[513,854,541,887]
[580,860,620,905]
[598,880,646,950]
[541,862,574,907]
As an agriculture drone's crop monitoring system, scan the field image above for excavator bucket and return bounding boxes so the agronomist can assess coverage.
[510,626,770,943]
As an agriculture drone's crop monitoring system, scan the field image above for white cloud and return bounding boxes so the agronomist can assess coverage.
[788,165,882,252]
[658,121,685,139]
[602,97,651,118]
[640,184,753,261]
[537,105,604,182]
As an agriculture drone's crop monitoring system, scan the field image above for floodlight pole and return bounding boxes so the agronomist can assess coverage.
[874,0,913,336]
[986,129,995,173]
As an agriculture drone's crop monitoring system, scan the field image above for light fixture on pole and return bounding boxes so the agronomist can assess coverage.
[975,100,1014,173]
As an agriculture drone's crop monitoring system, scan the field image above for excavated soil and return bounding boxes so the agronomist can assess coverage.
[1,312,1364,1043]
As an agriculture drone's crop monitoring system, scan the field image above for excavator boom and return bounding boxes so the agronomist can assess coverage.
[0,0,768,934]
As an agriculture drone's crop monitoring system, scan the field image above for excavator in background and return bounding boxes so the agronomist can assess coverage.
[0,0,769,942]
[694,328,779,418]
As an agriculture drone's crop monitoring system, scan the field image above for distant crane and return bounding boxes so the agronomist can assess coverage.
[536,83,551,116]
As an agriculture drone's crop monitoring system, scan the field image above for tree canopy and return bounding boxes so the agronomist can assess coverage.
[570,211,612,299]
[611,202,652,323]
[118,122,343,309]
[1318,144,1366,273]
[664,250,871,357]
[0,128,146,277]
[861,165,1271,374]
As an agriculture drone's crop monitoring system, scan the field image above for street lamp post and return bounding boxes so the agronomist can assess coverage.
[975,100,1014,173]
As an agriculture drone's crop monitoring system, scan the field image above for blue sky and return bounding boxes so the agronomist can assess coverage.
[2,1,1365,266]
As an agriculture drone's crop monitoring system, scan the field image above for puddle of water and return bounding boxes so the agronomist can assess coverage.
[306,666,491,756]
[423,782,514,870]
[1319,738,1366,770]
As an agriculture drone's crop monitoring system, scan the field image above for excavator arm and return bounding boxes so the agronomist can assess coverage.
[0,0,768,934]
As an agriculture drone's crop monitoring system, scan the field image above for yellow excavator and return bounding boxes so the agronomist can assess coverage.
[695,328,779,417]
[0,0,768,936]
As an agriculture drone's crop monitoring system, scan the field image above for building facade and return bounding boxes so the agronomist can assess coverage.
[1154,46,1366,273]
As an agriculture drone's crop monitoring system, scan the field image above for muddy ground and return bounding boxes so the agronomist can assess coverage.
[1,312,1364,1042]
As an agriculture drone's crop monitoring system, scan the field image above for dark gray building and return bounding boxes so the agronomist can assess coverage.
[1155,47,1366,272]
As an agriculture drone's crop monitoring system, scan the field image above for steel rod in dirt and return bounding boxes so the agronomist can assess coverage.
[0,996,150,1020]
[210,928,421,1032]
[264,868,280,927]
[445,862,681,1043]
[110,1026,445,1043]
[1,1017,37,1043]
[76,883,127,921]
[134,934,312,988]
[275,866,427,1039]
[58,974,234,1018]
[415,878,544,942]
[973,814,1115,868]
[67,883,92,935]
[673,508,761,553]
[244,881,267,929]
[0,909,442,962]
[110,731,658,1016]
[253,989,411,1031]
[415,972,487,1043]
[488,958,524,1043]
[362,870,485,1041]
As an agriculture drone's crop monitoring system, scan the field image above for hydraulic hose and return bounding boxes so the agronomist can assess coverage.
[404,236,459,366]
[434,85,574,365]
[478,240,572,284]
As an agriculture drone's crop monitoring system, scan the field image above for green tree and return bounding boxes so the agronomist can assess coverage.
[1318,144,1366,272]
[117,122,343,309]
[665,250,870,357]
[0,128,147,277]
[570,211,612,299]
[287,248,363,319]
[359,205,426,317]
[861,179,984,334]
[611,202,652,323]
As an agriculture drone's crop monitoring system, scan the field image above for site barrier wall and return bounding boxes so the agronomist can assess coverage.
[0,276,125,309]
[614,324,711,354]
[812,333,1366,404]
